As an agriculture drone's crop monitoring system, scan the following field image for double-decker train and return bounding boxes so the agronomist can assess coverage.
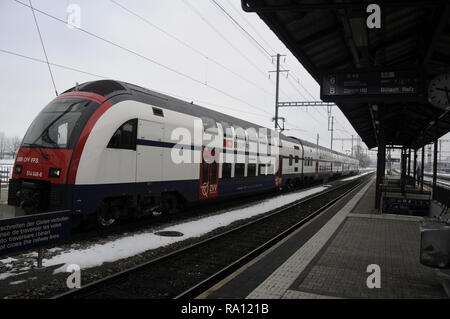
[8,80,359,226]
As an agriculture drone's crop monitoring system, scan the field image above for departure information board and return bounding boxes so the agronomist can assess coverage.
[321,69,423,102]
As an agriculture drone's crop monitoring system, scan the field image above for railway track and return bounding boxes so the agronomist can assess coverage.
[52,173,373,299]
[11,174,360,246]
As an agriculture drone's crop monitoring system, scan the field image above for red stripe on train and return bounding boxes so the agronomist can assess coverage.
[66,93,113,185]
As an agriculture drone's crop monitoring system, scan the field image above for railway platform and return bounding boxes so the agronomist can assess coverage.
[202,177,449,299]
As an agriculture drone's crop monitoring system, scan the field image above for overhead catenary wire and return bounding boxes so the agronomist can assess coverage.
[206,0,328,131]
[210,0,272,57]
[181,0,269,79]
[28,0,58,96]
[13,0,274,118]
[211,0,356,139]
[0,48,270,123]
[224,0,278,55]
[109,0,274,97]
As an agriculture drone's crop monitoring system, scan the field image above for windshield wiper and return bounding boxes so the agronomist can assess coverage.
[23,143,49,160]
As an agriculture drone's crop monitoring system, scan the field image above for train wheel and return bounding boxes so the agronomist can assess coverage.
[96,203,119,227]
[161,194,179,214]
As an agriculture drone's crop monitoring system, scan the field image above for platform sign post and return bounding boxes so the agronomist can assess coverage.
[37,247,43,269]
[0,210,72,263]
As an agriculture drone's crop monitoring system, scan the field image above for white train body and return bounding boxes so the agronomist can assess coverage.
[9,80,359,223]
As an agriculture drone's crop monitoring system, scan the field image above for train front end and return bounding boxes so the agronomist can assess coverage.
[8,92,104,214]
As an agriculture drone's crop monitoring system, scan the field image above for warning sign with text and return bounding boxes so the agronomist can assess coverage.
[0,210,72,256]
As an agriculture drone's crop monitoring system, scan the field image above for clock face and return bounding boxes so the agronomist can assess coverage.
[428,73,450,109]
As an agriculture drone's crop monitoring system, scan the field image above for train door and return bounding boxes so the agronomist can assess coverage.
[275,155,283,187]
[136,120,164,182]
[315,160,319,180]
[198,148,219,199]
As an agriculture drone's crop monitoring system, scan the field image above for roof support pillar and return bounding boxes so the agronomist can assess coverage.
[407,148,411,177]
[421,145,425,192]
[432,116,439,199]
[375,107,385,210]
[433,142,438,200]
[413,148,417,186]
[401,148,407,195]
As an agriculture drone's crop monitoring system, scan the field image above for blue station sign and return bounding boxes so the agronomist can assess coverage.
[0,210,72,256]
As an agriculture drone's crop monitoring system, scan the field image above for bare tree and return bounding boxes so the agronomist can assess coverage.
[0,131,5,159]
[7,136,21,155]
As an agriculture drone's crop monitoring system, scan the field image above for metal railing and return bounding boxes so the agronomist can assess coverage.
[0,165,13,185]
[433,184,450,208]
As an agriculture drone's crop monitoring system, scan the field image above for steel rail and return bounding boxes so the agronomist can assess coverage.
[52,173,373,299]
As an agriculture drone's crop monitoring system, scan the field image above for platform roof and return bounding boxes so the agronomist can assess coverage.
[242,0,450,149]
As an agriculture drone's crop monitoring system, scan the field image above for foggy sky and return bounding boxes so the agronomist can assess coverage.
[0,0,406,156]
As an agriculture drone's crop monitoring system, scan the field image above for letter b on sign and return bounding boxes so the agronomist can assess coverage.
[366,264,381,289]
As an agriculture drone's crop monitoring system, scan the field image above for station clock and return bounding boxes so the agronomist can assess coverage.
[428,73,450,109]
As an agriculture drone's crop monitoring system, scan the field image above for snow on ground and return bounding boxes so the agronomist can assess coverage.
[0,185,329,277]
[48,185,329,273]
[340,170,375,181]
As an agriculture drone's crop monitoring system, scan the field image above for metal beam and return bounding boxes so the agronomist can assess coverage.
[242,1,446,12]
[277,101,335,108]
[422,5,450,64]
[421,145,425,191]
[413,148,417,185]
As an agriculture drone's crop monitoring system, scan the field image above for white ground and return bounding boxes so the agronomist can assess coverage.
[340,170,375,181]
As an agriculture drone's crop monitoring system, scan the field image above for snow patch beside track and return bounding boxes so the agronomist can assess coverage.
[41,185,329,273]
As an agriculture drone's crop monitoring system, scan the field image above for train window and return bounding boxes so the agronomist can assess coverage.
[57,122,68,147]
[248,164,256,177]
[235,163,245,178]
[258,164,266,175]
[22,98,91,150]
[295,156,299,163]
[289,155,293,166]
[295,167,298,172]
[221,122,232,138]
[246,128,257,142]
[222,163,232,179]
[234,126,245,140]
[152,107,164,117]
[202,117,217,134]
[107,119,137,150]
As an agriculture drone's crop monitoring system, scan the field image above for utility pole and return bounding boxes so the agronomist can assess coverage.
[328,116,334,150]
[351,135,354,157]
[269,54,287,131]
[274,53,280,131]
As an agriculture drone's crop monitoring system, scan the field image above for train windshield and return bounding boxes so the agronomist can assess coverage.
[22,98,92,149]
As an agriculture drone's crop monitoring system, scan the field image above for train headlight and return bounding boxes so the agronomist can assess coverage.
[14,165,23,174]
[49,168,62,178]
